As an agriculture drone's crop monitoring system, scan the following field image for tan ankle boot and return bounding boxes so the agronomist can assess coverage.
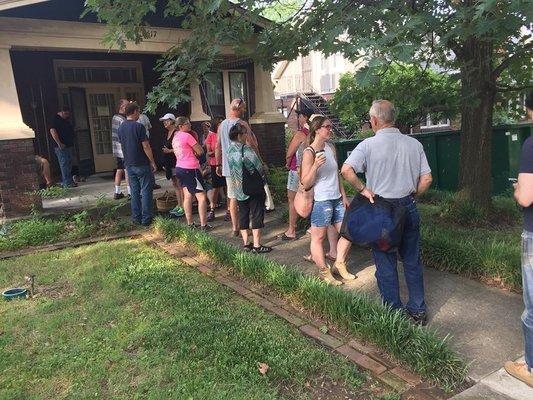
[333,261,356,280]
[505,361,533,388]
[319,266,343,286]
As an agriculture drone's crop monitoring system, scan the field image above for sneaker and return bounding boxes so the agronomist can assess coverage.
[224,210,231,221]
[407,311,428,326]
[504,361,533,388]
[199,224,213,232]
[169,206,185,217]
[153,183,161,189]
[207,210,215,222]
[114,193,125,200]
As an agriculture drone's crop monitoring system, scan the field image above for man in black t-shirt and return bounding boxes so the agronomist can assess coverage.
[49,106,76,188]
[118,102,157,226]
[505,92,533,388]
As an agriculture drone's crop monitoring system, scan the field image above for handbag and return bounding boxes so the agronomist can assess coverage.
[241,145,265,197]
[294,146,316,218]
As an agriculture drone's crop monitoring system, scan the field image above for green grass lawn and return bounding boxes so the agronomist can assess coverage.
[0,240,394,400]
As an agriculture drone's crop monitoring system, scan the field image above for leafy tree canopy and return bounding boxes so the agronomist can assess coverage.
[330,64,460,134]
[84,1,532,112]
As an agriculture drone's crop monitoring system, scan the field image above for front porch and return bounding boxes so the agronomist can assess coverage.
[0,0,286,217]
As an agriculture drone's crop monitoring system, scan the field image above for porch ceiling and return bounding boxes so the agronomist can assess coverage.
[0,0,49,12]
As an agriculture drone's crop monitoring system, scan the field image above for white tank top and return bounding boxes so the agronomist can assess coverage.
[313,144,341,202]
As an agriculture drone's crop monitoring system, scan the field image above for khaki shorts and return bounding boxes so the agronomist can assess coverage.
[225,176,237,199]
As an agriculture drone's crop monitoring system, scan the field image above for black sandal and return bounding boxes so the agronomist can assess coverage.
[252,245,272,254]
[243,243,253,252]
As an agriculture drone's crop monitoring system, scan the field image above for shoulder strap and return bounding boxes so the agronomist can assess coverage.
[303,146,316,157]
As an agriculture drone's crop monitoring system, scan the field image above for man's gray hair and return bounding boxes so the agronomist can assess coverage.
[369,100,397,124]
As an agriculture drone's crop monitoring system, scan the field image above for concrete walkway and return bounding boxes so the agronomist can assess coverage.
[40,174,532,398]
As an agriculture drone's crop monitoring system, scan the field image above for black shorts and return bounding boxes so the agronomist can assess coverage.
[116,157,125,170]
[238,193,266,230]
[210,166,226,188]
[175,167,205,194]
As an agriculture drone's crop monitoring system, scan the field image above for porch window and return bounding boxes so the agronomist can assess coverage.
[229,72,248,106]
[57,66,139,84]
[202,72,225,117]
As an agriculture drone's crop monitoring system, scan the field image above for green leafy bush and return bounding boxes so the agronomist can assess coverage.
[0,218,65,251]
[268,167,289,204]
[419,204,521,290]
[154,218,468,390]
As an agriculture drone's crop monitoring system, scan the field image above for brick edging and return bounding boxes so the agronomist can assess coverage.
[146,233,452,399]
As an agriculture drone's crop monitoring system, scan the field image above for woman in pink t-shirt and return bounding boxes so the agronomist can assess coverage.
[172,117,210,230]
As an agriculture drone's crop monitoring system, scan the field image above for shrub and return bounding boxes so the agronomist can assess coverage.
[268,166,289,204]
[154,217,468,389]
[0,218,65,251]
[418,204,521,290]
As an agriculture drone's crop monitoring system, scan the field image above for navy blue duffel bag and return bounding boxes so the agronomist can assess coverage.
[340,194,407,253]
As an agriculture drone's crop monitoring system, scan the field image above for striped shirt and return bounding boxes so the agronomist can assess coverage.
[111,114,126,158]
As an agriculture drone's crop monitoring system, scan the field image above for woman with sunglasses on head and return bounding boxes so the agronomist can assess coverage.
[300,116,355,285]
[172,116,211,230]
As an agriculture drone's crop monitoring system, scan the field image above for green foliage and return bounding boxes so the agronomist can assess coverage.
[0,241,382,398]
[0,206,133,252]
[34,186,71,199]
[154,218,468,389]
[261,0,303,23]
[419,204,521,291]
[418,189,522,227]
[330,65,459,134]
[0,218,65,251]
[267,166,289,204]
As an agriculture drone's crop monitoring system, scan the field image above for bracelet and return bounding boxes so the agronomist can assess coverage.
[357,185,366,193]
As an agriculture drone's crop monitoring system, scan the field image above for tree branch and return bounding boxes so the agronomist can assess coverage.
[492,42,533,79]
[496,84,533,93]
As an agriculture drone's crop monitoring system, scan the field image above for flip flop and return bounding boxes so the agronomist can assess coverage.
[280,233,297,241]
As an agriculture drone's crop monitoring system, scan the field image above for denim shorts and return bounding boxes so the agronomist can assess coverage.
[311,197,345,227]
[287,170,299,192]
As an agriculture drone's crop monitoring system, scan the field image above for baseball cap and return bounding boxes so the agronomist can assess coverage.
[159,113,176,121]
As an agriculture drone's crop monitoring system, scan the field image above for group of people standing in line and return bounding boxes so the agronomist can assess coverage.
[46,92,533,388]
[109,97,273,253]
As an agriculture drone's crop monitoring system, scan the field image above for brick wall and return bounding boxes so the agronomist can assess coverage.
[250,122,286,167]
[0,138,42,216]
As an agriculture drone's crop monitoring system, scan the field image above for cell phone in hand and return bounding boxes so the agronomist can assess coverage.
[315,150,325,159]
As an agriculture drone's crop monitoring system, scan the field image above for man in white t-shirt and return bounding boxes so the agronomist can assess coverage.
[215,99,260,235]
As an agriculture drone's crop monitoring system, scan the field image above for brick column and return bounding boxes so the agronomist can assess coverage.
[0,139,41,215]
[0,46,41,217]
[249,64,287,167]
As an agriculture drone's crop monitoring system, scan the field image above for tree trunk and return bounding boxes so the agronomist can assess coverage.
[457,37,495,210]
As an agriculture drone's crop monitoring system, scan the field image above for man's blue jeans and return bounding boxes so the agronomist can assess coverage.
[126,165,153,225]
[372,195,427,314]
[522,230,533,370]
[54,147,74,188]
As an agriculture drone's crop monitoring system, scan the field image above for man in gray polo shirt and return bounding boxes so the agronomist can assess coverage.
[336,99,433,325]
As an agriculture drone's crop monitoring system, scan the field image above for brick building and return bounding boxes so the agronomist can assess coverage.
[0,0,286,217]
